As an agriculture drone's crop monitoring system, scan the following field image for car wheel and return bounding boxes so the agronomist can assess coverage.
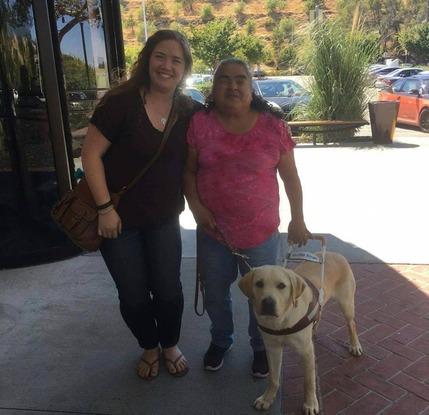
[419,108,429,133]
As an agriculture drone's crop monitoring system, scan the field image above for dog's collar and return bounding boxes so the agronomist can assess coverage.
[258,278,322,336]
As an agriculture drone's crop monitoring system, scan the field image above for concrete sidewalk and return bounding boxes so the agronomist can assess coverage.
[1,254,428,415]
[1,127,428,415]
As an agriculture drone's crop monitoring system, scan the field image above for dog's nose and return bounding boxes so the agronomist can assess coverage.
[261,296,277,316]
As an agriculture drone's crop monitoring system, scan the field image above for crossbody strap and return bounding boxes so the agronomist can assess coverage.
[116,90,178,197]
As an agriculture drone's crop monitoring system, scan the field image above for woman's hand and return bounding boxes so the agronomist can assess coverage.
[192,203,217,231]
[287,219,312,247]
[98,209,122,239]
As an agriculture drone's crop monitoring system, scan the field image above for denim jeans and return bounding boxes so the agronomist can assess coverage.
[100,217,183,349]
[197,228,280,351]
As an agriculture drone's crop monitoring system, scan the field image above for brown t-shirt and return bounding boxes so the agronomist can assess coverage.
[90,86,199,227]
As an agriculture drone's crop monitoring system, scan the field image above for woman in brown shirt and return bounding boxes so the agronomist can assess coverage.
[81,30,199,380]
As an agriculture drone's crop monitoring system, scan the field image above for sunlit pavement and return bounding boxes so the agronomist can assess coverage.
[180,124,429,264]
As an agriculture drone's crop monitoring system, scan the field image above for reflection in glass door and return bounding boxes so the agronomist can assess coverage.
[0,1,79,268]
[55,0,110,176]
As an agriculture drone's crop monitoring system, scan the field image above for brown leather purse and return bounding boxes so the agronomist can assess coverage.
[51,96,177,252]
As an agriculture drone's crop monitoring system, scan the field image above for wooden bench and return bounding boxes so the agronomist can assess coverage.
[287,120,369,145]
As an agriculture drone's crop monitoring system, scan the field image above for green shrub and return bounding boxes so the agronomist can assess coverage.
[201,4,215,23]
[295,21,378,139]
[266,0,285,19]
[245,19,256,35]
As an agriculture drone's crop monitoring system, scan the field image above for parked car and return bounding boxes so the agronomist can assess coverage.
[378,75,429,132]
[252,77,309,117]
[183,87,205,104]
[186,73,213,87]
[369,66,401,84]
[368,63,385,73]
[67,91,88,110]
[375,67,423,89]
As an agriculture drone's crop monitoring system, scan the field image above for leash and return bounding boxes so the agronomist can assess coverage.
[216,227,252,272]
[194,226,252,316]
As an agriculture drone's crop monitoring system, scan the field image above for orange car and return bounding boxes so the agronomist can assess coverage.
[378,75,429,132]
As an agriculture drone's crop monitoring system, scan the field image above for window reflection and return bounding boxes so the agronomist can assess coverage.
[55,0,109,171]
[0,0,72,266]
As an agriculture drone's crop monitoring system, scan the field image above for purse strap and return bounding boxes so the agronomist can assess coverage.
[116,89,178,197]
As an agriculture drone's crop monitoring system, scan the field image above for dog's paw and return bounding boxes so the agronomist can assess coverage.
[303,401,319,415]
[349,342,363,356]
[253,395,273,411]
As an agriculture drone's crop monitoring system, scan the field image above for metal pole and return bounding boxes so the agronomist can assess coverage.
[142,0,148,42]
[425,0,429,23]
[80,21,91,88]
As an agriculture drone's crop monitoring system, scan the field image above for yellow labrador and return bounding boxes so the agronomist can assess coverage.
[238,252,363,414]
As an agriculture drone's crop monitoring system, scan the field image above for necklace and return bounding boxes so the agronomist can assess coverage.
[160,117,167,126]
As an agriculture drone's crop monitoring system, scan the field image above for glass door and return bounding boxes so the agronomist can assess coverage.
[0,1,79,268]
[0,0,124,268]
[54,0,110,176]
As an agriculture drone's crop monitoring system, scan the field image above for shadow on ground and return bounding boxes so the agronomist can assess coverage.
[0,230,427,415]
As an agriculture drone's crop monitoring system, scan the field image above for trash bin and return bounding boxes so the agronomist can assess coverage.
[368,101,399,144]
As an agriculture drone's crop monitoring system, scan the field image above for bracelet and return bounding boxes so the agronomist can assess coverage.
[98,205,115,215]
[96,199,113,211]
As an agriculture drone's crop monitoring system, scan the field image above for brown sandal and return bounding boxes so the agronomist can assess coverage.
[138,351,160,380]
[163,353,189,377]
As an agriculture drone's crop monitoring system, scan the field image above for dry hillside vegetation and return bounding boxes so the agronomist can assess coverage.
[121,0,337,47]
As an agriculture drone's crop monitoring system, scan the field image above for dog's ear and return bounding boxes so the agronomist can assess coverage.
[288,271,306,307]
[238,270,254,299]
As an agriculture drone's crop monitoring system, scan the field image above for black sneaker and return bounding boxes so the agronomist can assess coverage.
[252,350,269,378]
[203,343,232,371]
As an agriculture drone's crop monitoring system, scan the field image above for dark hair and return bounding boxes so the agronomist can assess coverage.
[207,58,283,119]
[107,30,192,96]
[130,29,192,89]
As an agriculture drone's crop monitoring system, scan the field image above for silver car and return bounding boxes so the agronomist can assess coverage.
[252,78,309,117]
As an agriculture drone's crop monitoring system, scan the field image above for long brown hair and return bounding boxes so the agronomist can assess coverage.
[108,30,192,96]
[129,29,192,89]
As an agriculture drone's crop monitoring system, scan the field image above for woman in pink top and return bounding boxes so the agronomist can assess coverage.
[184,58,311,377]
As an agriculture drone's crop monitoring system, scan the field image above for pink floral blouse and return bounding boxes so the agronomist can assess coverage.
[187,110,295,249]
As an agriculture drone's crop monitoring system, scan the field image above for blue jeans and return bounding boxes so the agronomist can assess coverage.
[100,217,183,349]
[197,228,280,351]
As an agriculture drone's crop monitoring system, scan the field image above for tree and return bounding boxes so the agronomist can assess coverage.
[335,0,407,52]
[190,19,240,70]
[62,54,96,89]
[272,17,295,49]
[236,35,265,65]
[146,0,166,20]
[55,1,102,44]
[398,23,429,63]
[0,0,101,44]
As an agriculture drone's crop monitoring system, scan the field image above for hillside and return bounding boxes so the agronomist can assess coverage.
[120,0,337,48]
